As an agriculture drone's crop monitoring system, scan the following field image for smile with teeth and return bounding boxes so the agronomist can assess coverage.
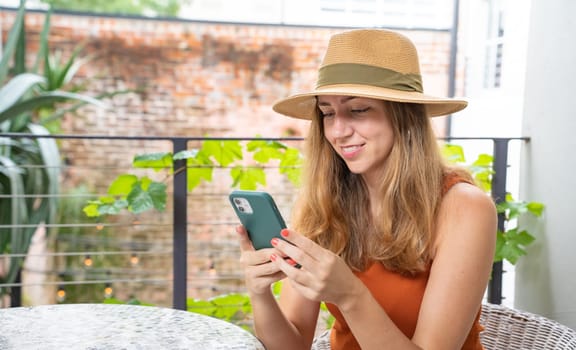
[341,144,364,157]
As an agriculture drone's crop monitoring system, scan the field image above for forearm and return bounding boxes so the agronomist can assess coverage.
[339,286,421,350]
[250,290,309,350]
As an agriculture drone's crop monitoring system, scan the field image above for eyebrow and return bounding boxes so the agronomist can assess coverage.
[317,96,357,106]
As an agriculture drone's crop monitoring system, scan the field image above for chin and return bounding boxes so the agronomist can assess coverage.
[345,165,366,175]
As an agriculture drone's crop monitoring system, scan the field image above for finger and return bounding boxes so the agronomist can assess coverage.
[270,254,311,289]
[245,257,286,277]
[270,254,303,273]
[280,229,322,256]
[240,248,277,267]
[244,266,286,294]
[271,230,323,268]
[236,225,255,252]
[270,254,330,303]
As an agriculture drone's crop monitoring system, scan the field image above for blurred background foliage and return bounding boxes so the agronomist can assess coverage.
[37,0,193,17]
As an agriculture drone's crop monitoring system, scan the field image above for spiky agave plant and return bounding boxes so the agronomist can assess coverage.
[0,0,108,304]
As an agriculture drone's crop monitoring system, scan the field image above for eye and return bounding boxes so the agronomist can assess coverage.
[319,109,335,118]
[351,107,370,114]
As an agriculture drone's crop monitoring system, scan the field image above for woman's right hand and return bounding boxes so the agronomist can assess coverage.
[236,225,286,295]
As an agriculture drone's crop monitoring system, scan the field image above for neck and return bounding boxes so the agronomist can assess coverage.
[361,174,380,219]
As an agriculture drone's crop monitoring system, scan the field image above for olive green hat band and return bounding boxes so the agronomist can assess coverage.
[317,63,423,93]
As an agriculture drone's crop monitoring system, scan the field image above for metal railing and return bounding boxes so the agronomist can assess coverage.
[0,133,528,309]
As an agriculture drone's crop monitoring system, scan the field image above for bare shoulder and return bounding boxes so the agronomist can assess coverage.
[434,182,497,252]
[442,181,496,219]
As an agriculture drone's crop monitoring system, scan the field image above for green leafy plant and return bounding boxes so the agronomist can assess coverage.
[83,139,302,217]
[85,140,542,328]
[442,143,545,265]
[0,0,117,302]
[102,281,320,333]
[495,194,544,264]
[187,293,253,329]
[39,0,193,18]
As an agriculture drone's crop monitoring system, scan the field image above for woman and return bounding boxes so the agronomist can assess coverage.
[237,29,496,350]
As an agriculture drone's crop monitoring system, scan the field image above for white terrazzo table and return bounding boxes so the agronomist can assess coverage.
[0,303,265,350]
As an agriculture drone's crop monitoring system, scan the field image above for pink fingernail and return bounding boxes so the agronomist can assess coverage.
[271,238,279,246]
[281,229,289,237]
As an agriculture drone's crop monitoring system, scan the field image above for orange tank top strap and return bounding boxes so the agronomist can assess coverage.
[442,171,473,196]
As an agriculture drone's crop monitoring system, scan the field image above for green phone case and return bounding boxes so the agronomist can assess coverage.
[229,190,287,250]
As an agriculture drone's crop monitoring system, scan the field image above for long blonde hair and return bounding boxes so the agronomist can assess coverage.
[291,101,473,275]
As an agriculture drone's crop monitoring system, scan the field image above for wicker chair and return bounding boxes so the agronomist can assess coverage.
[479,302,576,349]
[311,303,576,350]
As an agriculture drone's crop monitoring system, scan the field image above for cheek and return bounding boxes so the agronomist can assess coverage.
[371,129,395,157]
[322,121,337,145]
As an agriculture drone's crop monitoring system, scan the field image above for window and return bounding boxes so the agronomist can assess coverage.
[483,0,505,89]
[315,0,452,28]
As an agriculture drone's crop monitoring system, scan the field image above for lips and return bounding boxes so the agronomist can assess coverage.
[340,144,364,158]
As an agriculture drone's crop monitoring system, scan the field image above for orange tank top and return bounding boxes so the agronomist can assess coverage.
[326,173,485,350]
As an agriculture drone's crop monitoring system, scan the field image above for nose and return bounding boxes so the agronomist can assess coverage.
[329,113,353,138]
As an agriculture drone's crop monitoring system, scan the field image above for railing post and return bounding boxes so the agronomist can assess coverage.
[172,138,188,310]
[488,138,509,304]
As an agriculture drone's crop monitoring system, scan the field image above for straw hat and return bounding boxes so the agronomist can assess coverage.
[272,29,467,119]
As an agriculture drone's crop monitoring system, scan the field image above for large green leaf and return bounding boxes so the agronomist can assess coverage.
[107,174,138,196]
[43,45,89,91]
[187,298,217,316]
[210,293,252,321]
[182,150,214,191]
[0,124,61,289]
[0,91,108,123]
[247,139,286,163]
[0,73,46,115]
[32,6,52,73]
[279,147,303,186]
[0,155,28,285]
[27,123,61,224]
[0,156,27,253]
[41,89,136,125]
[13,0,27,75]
[494,228,536,265]
[126,180,167,214]
[230,166,266,190]
[147,182,167,211]
[201,140,242,167]
[441,143,466,163]
[133,152,173,171]
[527,202,545,217]
[496,193,545,221]
[0,1,27,83]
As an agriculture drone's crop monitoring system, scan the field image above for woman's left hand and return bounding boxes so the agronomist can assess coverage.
[270,229,366,309]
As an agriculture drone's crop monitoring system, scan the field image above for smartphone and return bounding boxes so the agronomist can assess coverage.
[229,190,287,250]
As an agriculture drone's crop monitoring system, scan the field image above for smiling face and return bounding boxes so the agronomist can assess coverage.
[318,95,395,186]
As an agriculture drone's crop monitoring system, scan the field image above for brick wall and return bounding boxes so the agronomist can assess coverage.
[1,9,459,306]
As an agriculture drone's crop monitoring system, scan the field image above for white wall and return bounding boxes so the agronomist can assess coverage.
[180,0,454,28]
[453,0,530,139]
[453,0,533,308]
[515,0,576,329]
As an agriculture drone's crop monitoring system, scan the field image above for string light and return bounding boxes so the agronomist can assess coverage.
[104,283,114,298]
[129,253,140,266]
[56,285,66,302]
[83,255,93,267]
[208,261,217,276]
